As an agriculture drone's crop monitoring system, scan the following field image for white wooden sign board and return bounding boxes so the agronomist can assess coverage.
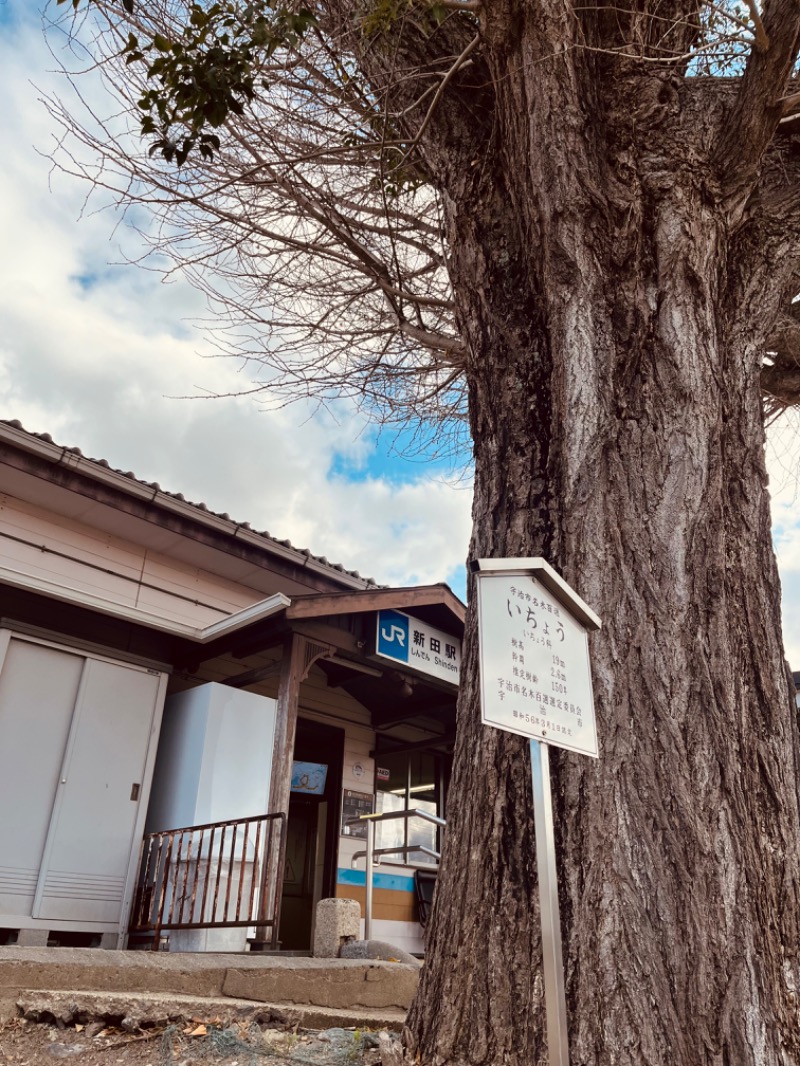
[474,558,601,1066]
[476,558,600,758]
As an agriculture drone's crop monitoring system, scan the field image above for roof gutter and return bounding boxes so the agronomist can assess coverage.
[0,564,290,642]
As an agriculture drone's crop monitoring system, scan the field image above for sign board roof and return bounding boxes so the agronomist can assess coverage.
[475,560,600,758]
[472,558,601,631]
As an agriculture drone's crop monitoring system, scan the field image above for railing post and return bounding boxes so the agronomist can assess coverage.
[152,833,171,951]
[270,815,287,948]
[365,817,374,941]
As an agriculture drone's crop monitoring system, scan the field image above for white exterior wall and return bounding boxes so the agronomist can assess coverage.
[144,682,278,951]
[369,919,425,956]
[0,493,259,629]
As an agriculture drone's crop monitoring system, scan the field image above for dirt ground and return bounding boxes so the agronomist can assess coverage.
[0,1016,388,1066]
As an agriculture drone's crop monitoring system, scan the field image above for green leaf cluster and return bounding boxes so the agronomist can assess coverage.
[59,0,316,164]
[360,0,449,40]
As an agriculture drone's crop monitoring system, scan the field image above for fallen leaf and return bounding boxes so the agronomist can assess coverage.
[187,1025,207,1037]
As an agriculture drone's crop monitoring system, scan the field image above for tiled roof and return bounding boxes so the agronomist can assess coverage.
[0,419,381,588]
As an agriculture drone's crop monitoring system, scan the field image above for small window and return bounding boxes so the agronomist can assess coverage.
[374,751,445,865]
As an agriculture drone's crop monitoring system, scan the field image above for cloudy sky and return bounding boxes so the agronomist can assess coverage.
[0,0,474,594]
[2,0,800,664]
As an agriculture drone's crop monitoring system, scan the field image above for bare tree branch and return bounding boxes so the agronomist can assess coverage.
[714,0,800,201]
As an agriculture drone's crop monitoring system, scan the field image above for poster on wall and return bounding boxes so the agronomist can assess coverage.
[290,761,328,795]
[341,789,374,838]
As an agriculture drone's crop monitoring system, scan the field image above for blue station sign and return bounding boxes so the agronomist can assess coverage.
[375,608,461,684]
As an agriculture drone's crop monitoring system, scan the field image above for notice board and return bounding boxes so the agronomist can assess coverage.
[341,789,373,838]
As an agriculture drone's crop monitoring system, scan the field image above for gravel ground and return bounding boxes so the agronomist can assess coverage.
[0,1016,394,1066]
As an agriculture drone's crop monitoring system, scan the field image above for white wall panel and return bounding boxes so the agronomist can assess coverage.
[0,639,84,915]
[35,660,164,924]
[146,683,278,831]
[0,493,262,630]
[0,631,166,934]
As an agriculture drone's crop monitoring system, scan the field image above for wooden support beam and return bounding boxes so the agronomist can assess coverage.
[371,700,456,729]
[291,620,364,656]
[286,585,466,624]
[189,625,286,666]
[268,634,307,818]
[254,633,306,948]
[254,633,335,948]
[224,660,283,689]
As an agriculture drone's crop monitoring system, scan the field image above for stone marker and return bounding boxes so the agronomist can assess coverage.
[312,898,361,958]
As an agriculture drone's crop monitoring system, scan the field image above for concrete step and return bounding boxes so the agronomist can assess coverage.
[0,948,416,1029]
[9,988,407,1032]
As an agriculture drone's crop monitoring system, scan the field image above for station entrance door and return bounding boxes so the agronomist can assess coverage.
[279,718,344,950]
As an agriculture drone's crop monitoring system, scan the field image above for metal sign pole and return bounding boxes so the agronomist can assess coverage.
[530,738,570,1066]
[364,817,374,941]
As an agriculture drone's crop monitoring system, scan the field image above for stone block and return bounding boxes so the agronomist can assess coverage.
[14,930,49,948]
[339,940,420,967]
[222,958,419,1010]
[312,898,361,958]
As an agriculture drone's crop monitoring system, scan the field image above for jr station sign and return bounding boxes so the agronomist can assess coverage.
[374,607,462,684]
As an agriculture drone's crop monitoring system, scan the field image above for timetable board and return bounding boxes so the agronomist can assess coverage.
[341,789,374,838]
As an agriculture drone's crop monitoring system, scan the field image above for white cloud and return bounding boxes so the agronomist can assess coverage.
[767,415,800,667]
[0,0,473,594]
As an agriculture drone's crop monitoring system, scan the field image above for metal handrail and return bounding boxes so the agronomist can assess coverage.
[350,808,445,866]
[350,844,441,865]
[129,811,286,950]
[352,808,447,827]
[346,807,446,940]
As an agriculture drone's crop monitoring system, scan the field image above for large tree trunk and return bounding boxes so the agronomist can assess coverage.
[403,23,800,1062]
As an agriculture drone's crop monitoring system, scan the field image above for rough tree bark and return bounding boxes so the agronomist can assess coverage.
[375,8,800,1066]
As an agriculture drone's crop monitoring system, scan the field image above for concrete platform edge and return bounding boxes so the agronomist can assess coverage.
[7,989,406,1033]
[0,950,416,1029]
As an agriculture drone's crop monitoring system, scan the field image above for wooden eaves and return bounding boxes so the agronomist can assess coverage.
[286,584,466,629]
[178,582,465,672]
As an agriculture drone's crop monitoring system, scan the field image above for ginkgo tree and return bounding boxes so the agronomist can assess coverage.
[50,0,800,1060]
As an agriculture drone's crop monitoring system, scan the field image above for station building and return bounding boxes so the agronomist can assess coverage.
[0,420,462,955]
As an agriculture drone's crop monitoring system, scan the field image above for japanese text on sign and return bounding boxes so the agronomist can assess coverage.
[477,574,598,757]
[375,608,461,684]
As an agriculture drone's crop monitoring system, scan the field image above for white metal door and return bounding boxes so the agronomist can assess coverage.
[0,639,84,918]
[34,658,163,924]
